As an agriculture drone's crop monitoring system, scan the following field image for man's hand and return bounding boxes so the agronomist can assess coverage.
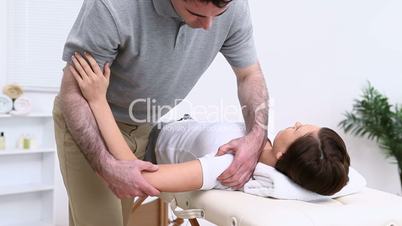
[102,158,160,198]
[220,62,268,189]
[216,133,264,189]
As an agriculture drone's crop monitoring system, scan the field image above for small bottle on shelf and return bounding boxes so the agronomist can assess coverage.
[0,132,5,150]
[18,134,36,150]
[23,134,31,150]
[17,134,31,150]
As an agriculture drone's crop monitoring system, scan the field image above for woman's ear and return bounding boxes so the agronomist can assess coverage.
[275,151,283,160]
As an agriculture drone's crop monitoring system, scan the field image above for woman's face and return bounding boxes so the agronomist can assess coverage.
[272,122,320,160]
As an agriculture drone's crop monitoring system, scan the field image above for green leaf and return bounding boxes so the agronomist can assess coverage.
[339,81,402,176]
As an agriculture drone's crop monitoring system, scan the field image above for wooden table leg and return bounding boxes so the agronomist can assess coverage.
[189,218,200,226]
[159,199,169,226]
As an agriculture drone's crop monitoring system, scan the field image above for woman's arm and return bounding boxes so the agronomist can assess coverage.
[70,53,136,160]
[70,53,203,192]
[143,162,202,192]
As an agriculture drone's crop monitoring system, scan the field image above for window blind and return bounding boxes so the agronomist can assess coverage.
[6,0,83,91]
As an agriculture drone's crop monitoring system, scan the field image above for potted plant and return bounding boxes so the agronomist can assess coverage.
[339,82,402,188]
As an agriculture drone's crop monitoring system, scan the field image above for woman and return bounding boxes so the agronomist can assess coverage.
[69,52,350,196]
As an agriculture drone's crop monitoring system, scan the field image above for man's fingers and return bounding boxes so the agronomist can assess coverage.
[217,162,238,181]
[220,170,241,186]
[110,186,125,199]
[137,160,159,172]
[220,161,250,184]
[137,192,147,198]
[120,194,131,199]
[222,163,253,189]
[141,183,160,196]
[226,179,243,189]
[137,177,160,196]
[232,171,252,189]
[132,191,146,198]
[74,52,96,78]
[134,161,160,196]
[219,158,249,183]
[83,52,102,75]
[216,143,235,156]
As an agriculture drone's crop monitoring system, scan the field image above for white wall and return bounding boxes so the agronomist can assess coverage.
[0,0,6,86]
[174,0,402,195]
[0,1,68,226]
[258,0,402,195]
[0,0,401,225]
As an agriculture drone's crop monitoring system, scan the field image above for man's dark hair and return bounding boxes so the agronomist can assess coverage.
[275,128,350,196]
[197,0,232,8]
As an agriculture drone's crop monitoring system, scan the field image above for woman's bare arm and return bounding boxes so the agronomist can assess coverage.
[70,53,136,160]
[143,161,202,192]
[63,54,160,198]
[71,53,203,192]
[90,98,203,191]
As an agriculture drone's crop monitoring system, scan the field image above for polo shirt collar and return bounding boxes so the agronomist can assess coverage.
[152,0,181,18]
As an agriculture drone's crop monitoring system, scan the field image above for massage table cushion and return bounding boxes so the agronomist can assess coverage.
[160,188,402,226]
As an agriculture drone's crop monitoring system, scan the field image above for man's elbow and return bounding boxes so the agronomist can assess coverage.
[234,62,263,83]
[59,64,86,111]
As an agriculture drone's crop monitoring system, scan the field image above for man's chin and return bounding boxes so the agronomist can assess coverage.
[186,23,202,29]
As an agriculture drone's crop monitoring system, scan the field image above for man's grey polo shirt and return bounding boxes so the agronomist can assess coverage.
[63,0,257,124]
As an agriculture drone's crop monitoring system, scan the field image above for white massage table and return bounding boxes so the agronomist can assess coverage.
[152,188,402,226]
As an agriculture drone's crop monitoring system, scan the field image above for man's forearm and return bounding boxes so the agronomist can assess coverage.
[59,66,114,176]
[237,66,269,143]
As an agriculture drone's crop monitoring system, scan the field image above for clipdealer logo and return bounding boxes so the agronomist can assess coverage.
[128,98,269,131]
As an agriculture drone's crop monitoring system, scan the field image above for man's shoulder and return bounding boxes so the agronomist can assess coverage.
[214,0,250,29]
[230,0,250,14]
[99,0,152,18]
[100,0,143,7]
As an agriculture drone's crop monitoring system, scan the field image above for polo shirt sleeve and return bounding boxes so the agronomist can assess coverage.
[62,0,120,68]
[220,0,258,68]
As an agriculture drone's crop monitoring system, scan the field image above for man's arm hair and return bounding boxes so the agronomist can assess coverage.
[235,62,269,141]
[59,64,114,176]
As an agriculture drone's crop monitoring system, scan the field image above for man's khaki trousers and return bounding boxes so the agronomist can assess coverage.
[53,96,154,226]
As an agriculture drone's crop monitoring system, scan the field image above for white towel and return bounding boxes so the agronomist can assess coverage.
[243,163,367,201]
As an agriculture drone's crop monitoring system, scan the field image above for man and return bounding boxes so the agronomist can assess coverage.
[53,0,269,225]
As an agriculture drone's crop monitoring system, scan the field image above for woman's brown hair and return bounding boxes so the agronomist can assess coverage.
[275,128,350,196]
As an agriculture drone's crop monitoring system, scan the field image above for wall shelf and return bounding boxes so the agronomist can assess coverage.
[4,222,53,226]
[0,113,52,118]
[0,115,55,226]
[0,148,55,156]
[0,184,53,196]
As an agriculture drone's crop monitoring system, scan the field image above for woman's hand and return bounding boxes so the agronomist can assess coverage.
[69,52,110,104]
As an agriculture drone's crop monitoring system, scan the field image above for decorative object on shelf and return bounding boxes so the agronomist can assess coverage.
[339,82,402,188]
[0,132,5,150]
[3,84,23,100]
[17,134,37,150]
[0,94,13,114]
[10,96,32,115]
[2,83,26,115]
